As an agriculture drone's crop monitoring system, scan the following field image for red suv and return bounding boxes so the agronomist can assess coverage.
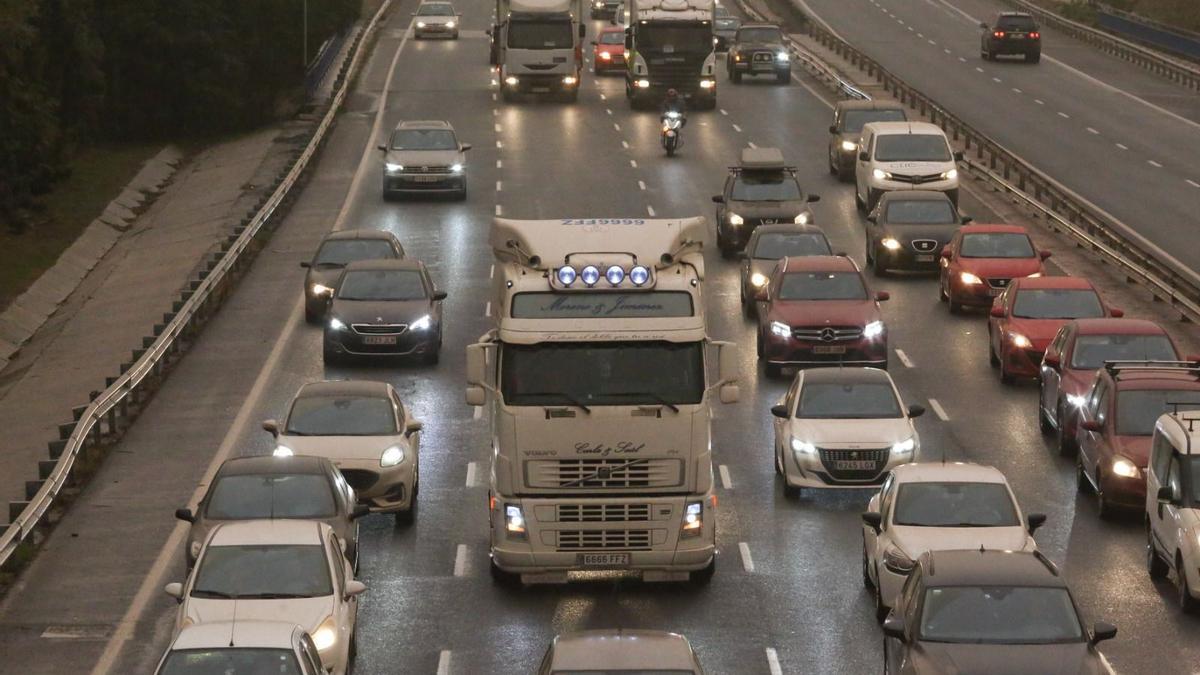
[988,277,1121,384]
[756,255,889,377]
[1040,319,1183,455]
[592,26,626,74]
[1075,362,1200,518]
[939,224,1048,313]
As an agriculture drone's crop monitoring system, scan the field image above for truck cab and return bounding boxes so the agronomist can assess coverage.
[625,0,717,109]
[494,0,586,102]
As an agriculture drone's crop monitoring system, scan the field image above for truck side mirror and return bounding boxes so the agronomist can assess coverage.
[466,343,487,387]
[716,341,740,404]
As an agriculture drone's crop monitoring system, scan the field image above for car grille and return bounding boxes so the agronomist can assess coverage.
[752,52,774,63]
[911,239,939,253]
[556,529,653,550]
[555,504,652,523]
[352,323,407,335]
[340,469,379,491]
[889,172,943,185]
[818,447,889,482]
[405,165,451,173]
[792,326,864,342]
[525,459,685,489]
[987,277,1012,290]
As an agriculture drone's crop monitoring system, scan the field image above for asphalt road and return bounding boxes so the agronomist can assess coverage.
[0,0,1198,673]
[795,0,1200,277]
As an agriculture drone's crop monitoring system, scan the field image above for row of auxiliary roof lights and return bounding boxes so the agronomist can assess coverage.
[556,264,652,287]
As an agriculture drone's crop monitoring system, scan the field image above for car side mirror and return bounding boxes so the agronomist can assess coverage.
[940,248,952,259]
[1157,485,1178,505]
[1081,420,1102,433]
[770,404,789,419]
[262,419,279,436]
[882,615,906,640]
[377,144,387,151]
[350,504,371,520]
[736,251,749,261]
[405,420,424,437]
[953,151,964,161]
[1039,250,1052,260]
[432,290,448,301]
[1043,354,1060,369]
[961,215,973,224]
[345,580,368,599]
[175,508,195,523]
[461,143,472,151]
[858,151,869,162]
[712,195,725,203]
[990,306,1006,318]
[828,124,837,134]
[807,194,820,203]
[866,214,877,223]
[1026,512,1047,533]
[164,582,184,602]
[1090,621,1117,645]
[861,511,883,533]
[907,404,925,418]
[1109,308,1124,318]
[300,261,311,268]
[875,291,890,302]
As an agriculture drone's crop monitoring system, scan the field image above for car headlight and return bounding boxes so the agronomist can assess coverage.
[872,168,891,181]
[729,213,744,226]
[960,271,983,285]
[750,272,769,288]
[385,163,403,173]
[681,500,703,538]
[883,547,915,574]
[776,51,789,62]
[1111,457,1140,479]
[380,445,405,467]
[1009,332,1032,349]
[863,320,885,339]
[312,616,337,652]
[1066,393,1087,408]
[409,314,433,331]
[273,445,294,457]
[699,79,715,89]
[770,320,791,338]
[504,503,527,539]
[189,540,202,560]
[940,168,958,180]
[881,237,902,251]
[791,438,816,455]
[416,21,427,28]
[891,437,916,455]
[445,20,456,28]
[599,51,612,60]
[449,163,463,174]
[311,283,333,296]
[841,140,857,152]
[504,75,519,86]
[794,213,810,225]
[1027,272,1043,278]
[328,317,347,331]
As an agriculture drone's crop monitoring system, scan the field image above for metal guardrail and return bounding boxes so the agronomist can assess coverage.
[0,0,396,573]
[1000,0,1200,91]
[1096,5,1200,61]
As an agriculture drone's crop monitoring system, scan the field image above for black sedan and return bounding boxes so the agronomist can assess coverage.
[865,190,969,275]
[301,229,405,323]
[324,259,447,366]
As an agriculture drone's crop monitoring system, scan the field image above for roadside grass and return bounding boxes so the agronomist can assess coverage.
[0,143,161,311]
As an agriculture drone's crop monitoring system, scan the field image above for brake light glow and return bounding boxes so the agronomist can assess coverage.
[1030,31,1040,38]
[993,30,1005,38]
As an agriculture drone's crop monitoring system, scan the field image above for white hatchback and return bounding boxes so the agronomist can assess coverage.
[165,520,365,675]
[860,462,1044,621]
[771,367,923,497]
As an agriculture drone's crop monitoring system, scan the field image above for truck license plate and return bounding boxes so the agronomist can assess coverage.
[579,553,630,567]
[916,254,935,262]
[813,346,847,354]
[362,335,397,345]
[835,460,876,470]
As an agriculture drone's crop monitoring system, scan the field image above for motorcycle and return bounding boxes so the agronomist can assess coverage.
[661,111,684,156]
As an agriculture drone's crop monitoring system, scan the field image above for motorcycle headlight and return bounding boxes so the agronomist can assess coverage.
[841,140,857,152]
[635,79,650,88]
[872,168,891,181]
[881,237,902,251]
[770,321,791,338]
[410,314,432,331]
[791,438,816,455]
[699,79,715,89]
[328,317,347,331]
[1009,332,1032,349]
[940,168,958,181]
[750,272,769,288]
[891,437,916,455]
[728,213,744,226]
[863,320,885,339]
[960,271,983,285]
[794,213,810,225]
[1111,457,1140,479]
[273,445,294,457]
[380,445,405,468]
[385,163,403,173]
[776,51,789,62]
[311,283,333,296]
[312,616,337,652]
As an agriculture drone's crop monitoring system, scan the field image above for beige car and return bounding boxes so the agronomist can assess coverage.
[537,630,705,674]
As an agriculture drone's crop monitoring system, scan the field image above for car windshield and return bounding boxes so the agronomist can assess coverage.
[1116,390,1200,435]
[509,19,575,49]
[286,395,397,436]
[959,233,1035,258]
[885,200,957,225]
[206,474,337,520]
[920,586,1083,644]
[796,382,902,419]
[192,545,333,599]
[1069,334,1177,369]
[777,272,867,301]
[390,129,457,151]
[337,269,427,301]
[874,134,951,162]
[599,32,625,44]
[1012,289,1104,319]
[501,341,705,407]
[752,233,831,259]
[312,239,398,266]
[159,649,302,675]
[893,482,1020,527]
[842,109,906,133]
[738,27,782,42]
[417,2,454,14]
[997,16,1037,30]
[730,173,802,201]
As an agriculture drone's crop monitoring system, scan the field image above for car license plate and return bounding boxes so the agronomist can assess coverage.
[579,553,629,566]
[989,288,1003,296]
[835,460,876,470]
[1012,33,1025,39]
[411,176,439,183]
[532,86,551,93]
[916,254,935,262]
[813,346,847,354]
[362,335,397,345]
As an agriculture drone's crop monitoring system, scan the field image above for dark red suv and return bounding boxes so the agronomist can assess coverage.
[756,255,889,377]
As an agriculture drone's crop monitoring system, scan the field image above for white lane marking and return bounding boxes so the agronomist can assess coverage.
[496,140,503,148]
[732,124,742,132]
[1012,87,1022,94]
[492,92,497,101]
[1148,159,1163,168]
[492,109,498,116]
[991,77,1002,83]
[494,123,501,132]
[1057,111,1070,118]
[766,648,783,675]
[1034,99,1044,105]
[1086,127,1099,134]
[719,464,733,489]
[975,67,984,73]
[929,39,936,45]
[437,650,452,675]
[496,180,502,191]
[454,544,468,577]
[599,93,607,100]
[89,12,414,675]
[614,123,621,131]
[895,349,914,368]
[907,26,914,31]
[958,56,966,62]
[917,32,924,38]
[898,19,905,25]
[929,398,950,421]
[630,159,638,168]
[495,204,503,216]
[621,140,630,149]
[638,180,647,190]
[646,205,657,216]
[720,108,729,115]
[1116,143,1128,150]
[473,404,483,420]
[495,159,502,168]
[944,48,952,54]
[739,542,755,572]
[489,264,495,279]
[748,141,758,149]
[485,301,492,317]
[1187,179,1200,188]
[606,108,613,115]
[466,462,477,486]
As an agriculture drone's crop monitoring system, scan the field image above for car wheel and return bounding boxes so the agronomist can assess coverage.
[501,88,516,103]
[1038,384,1054,434]
[782,480,801,499]
[395,500,416,526]
[948,297,962,314]
[690,556,716,586]
[988,329,1000,367]
[1147,522,1168,579]
[1178,553,1199,613]
[854,187,866,213]
[731,69,742,83]
[776,71,789,85]
[323,344,340,368]
[305,306,322,324]
[873,566,889,622]
[423,349,440,366]
[1076,454,1091,492]
[872,249,889,277]
[457,182,468,201]
[348,631,358,674]
[867,189,882,212]
[490,557,523,588]
[862,544,873,589]
[837,164,854,182]
[1095,468,1113,520]
[1028,52,1041,64]
[775,447,784,476]
[1056,404,1076,456]
[756,331,764,358]
[938,279,948,303]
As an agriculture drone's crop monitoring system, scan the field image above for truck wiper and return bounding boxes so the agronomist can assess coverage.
[515,391,591,414]
[597,391,680,413]
[561,457,650,488]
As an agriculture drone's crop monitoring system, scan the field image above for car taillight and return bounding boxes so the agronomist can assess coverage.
[993,30,1005,38]
[1030,31,1040,39]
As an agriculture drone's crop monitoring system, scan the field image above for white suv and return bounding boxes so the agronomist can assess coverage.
[1146,411,1200,612]
[770,367,923,498]
[860,462,1044,621]
[854,121,962,212]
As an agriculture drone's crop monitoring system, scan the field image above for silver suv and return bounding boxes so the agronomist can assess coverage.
[378,120,470,200]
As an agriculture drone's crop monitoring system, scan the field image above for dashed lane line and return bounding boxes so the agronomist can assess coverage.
[720,108,728,115]
[766,648,783,675]
[732,124,743,132]
[496,140,503,149]
[647,205,657,216]
[719,464,733,489]
[495,204,503,216]
[495,159,502,168]
[1086,127,1099,134]
[466,462,477,487]
[748,141,758,149]
[1116,143,1128,150]
[484,301,492,317]
[1148,160,1163,168]
[473,405,482,420]
[929,398,950,421]
[630,159,638,168]
[638,180,647,190]
[454,544,468,577]
[1187,179,1200,188]
[614,123,621,131]
[895,349,914,368]
[1012,87,1022,94]
[437,650,452,675]
[739,542,755,572]
[1057,111,1070,119]
[494,123,501,132]
[1034,99,1044,105]
[991,77,1001,83]
[621,140,630,149]
[496,180,502,192]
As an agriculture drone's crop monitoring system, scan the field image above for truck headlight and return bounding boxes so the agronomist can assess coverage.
[681,501,703,538]
[863,320,885,339]
[770,321,790,338]
[312,616,337,652]
[380,445,405,468]
[791,438,816,455]
[328,317,347,331]
[750,272,768,288]
[794,213,810,224]
[841,140,857,152]
[504,504,527,539]
[385,163,403,173]
[881,237,901,250]
[872,168,891,181]
[729,213,744,226]
[891,437,915,456]
[563,75,578,85]
[1111,457,1140,479]
[410,314,432,331]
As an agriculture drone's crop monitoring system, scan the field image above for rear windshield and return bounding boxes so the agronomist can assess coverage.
[997,16,1037,30]
[885,200,956,225]
[206,474,337,520]
[874,134,951,162]
[959,233,1034,258]
[1116,390,1200,435]
[752,233,831,259]
[313,239,398,266]
[1069,334,1177,369]
[1012,289,1104,320]
[159,649,302,675]
[842,109,906,133]
[777,272,867,301]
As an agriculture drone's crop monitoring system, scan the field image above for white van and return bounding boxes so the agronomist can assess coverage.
[1146,410,1200,613]
[855,121,962,212]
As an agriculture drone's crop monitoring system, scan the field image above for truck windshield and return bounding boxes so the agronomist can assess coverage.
[501,341,705,406]
[508,19,574,49]
[639,23,712,53]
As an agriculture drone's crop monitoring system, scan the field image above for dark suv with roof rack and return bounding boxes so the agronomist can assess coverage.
[980,12,1041,63]
[713,147,819,257]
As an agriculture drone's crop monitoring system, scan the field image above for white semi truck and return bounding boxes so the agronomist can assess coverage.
[625,0,717,109]
[491,0,586,102]
[466,217,739,585]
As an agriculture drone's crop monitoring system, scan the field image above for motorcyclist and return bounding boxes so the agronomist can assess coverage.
[660,89,687,126]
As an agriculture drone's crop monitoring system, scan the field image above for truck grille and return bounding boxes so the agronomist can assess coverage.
[792,326,863,342]
[557,529,653,550]
[818,447,889,482]
[525,458,685,489]
[556,504,652,522]
[645,56,708,89]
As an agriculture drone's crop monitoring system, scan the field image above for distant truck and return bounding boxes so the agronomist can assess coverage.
[625,0,717,110]
[492,0,586,102]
